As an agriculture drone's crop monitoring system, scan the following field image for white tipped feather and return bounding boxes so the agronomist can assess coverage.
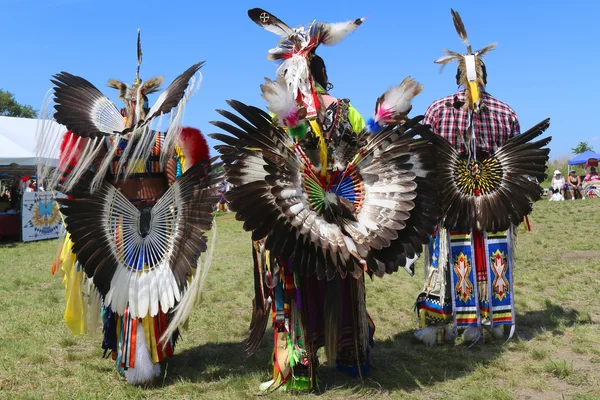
[170,269,181,303]
[322,18,366,45]
[260,77,299,127]
[162,265,175,311]
[123,324,161,385]
[108,267,126,314]
[137,271,149,319]
[158,264,170,313]
[300,212,317,235]
[318,222,330,250]
[342,234,361,260]
[374,77,423,125]
[357,213,379,231]
[280,188,299,199]
[128,271,139,318]
[149,269,159,317]
[288,202,305,216]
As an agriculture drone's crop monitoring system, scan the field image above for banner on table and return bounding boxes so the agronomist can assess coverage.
[21,191,65,242]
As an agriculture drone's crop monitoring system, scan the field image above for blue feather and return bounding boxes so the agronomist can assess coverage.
[366,117,383,134]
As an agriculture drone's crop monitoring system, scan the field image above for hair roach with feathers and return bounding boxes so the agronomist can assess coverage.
[434,9,497,113]
[36,30,204,194]
[248,8,366,120]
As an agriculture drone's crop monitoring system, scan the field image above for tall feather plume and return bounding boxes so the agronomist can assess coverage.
[137,28,142,67]
[450,9,470,50]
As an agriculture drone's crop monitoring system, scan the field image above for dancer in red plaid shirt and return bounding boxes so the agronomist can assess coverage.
[423,76,520,156]
[414,9,551,346]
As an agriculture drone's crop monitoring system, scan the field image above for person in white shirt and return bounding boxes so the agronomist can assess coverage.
[548,170,565,200]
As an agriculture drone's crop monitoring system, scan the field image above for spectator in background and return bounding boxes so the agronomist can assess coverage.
[566,170,585,200]
[9,180,20,210]
[584,166,599,183]
[548,170,565,201]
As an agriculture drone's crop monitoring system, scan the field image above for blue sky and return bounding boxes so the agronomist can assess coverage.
[2,0,599,159]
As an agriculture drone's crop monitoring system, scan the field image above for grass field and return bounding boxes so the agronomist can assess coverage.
[1,199,599,399]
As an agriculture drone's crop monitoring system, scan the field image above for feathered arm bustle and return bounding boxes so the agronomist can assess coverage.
[260,77,307,139]
[367,77,423,134]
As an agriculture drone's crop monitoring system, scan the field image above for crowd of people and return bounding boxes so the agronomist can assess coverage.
[0,177,42,212]
[548,166,599,201]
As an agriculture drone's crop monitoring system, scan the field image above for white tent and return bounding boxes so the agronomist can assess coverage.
[0,116,65,166]
[0,134,37,165]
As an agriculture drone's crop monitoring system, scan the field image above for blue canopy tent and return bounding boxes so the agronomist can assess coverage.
[568,150,600,166]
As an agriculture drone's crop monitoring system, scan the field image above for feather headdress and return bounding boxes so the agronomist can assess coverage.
[248,8,366,119]
[434,9,497,113]
[36,30,204,193]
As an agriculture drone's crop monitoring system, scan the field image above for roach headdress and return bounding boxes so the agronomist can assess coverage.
[434,9,497,113]
[248,8,365,119]
[36,30,204,193]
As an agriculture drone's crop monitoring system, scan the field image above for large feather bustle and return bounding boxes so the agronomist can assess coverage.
[209,99,440,281]
[436,119,551,232]
[57,157,222,319]
[373,77,423,127]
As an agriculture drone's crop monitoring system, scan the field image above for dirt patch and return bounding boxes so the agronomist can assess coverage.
[561,250,600,261]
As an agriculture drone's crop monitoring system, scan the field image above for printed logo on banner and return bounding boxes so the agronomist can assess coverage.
[21,192,64,242]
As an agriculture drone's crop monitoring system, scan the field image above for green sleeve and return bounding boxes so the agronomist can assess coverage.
[348,104,366,133]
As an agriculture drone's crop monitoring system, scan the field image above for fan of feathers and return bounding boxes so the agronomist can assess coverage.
[435,118,552,233]
[209,100,442,280]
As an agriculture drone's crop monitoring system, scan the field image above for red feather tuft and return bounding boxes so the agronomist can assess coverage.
[59,131,81,168]
[177,127,210,168]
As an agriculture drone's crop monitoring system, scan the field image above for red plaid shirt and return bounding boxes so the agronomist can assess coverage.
[424,90,520,155]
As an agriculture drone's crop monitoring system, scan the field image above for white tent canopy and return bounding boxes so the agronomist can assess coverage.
[0,134,37,165]
[0,116,65,166]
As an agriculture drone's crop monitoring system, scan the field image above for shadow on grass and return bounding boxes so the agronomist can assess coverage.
[0,240,20,248]
[162,337,271,385]
[164,301,584,392]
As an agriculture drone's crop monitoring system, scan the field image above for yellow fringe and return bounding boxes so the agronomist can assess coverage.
[308,120,328,177]
[142,315,160,363]
[175,145,187,173]
[55,234,86,335]
[468,81,480,107]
